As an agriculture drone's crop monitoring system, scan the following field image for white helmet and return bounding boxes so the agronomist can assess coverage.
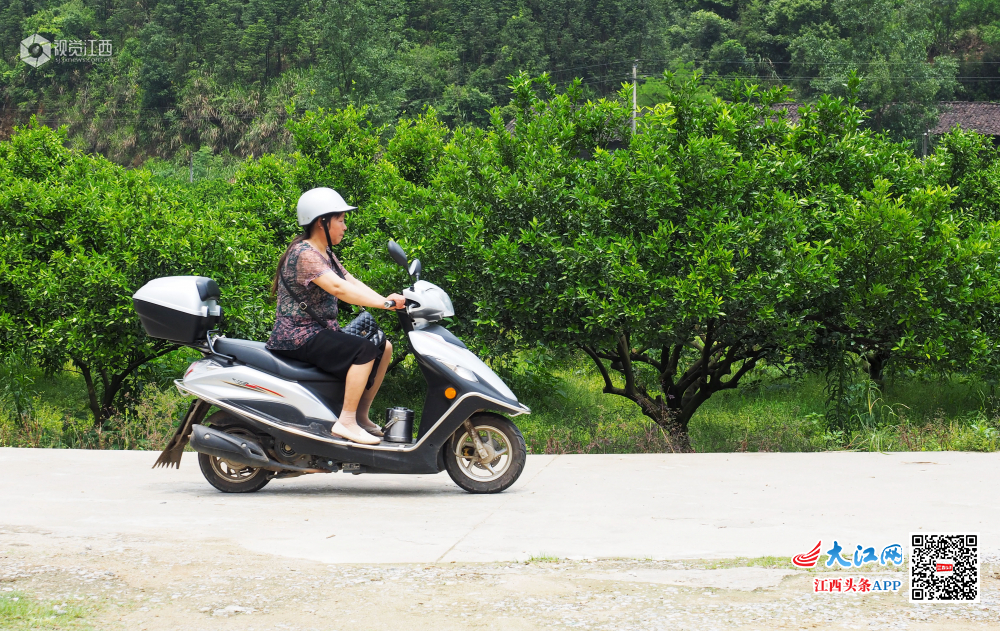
[296,187,356,226]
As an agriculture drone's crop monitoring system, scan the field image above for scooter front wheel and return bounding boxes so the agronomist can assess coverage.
[444,413,526,494]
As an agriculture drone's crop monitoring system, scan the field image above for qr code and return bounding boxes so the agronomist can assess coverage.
[909,533,979,602]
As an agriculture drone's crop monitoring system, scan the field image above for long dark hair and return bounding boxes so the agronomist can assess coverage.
[271,230,309,297]
[270,213,343,296]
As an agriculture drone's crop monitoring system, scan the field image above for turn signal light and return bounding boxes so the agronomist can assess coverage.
[444,387,457,399]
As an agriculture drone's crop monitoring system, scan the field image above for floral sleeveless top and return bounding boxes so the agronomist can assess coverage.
[265,241,348,351]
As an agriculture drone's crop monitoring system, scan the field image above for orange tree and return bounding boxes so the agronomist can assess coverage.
[0,120,280,427]
[391,73,1000,449]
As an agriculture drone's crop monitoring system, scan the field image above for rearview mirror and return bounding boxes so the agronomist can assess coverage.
[387,240,408,267]
[408,259,422,280]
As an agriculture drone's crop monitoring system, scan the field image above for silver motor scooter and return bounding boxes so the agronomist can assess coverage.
[135,241,529,494]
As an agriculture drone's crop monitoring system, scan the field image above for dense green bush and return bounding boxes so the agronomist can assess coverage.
[0,120,280,426]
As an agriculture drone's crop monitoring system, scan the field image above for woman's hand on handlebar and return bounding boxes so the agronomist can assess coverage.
[384,293,406,310]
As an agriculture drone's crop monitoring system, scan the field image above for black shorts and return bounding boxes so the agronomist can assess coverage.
[273,329,384,389]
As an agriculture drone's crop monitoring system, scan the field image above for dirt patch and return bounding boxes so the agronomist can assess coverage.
[1,526,998,630]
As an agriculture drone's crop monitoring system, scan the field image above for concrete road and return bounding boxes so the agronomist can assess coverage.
[1,448,996,564]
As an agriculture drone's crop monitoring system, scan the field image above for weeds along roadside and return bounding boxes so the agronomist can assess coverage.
[1,347,998,454]
[0,590,94,631]
[691,371,1000,453]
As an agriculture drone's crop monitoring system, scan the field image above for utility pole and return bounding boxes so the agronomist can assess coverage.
[632,59,638,134]
[922,130,929,158]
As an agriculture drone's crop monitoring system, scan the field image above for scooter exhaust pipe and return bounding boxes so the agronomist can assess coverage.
[189,426,328,473]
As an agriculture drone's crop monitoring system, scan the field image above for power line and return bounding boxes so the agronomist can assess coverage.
[545,60,635,74]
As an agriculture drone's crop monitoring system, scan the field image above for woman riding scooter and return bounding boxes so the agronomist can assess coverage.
[141,189,531,492]
[265,187,405,445]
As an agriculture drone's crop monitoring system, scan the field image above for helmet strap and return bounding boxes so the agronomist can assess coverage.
[320,216,337,270]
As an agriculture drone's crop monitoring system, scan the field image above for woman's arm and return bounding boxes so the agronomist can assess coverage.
[312,272,403,309]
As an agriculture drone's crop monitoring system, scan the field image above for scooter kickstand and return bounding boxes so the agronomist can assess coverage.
[463,419,490,461]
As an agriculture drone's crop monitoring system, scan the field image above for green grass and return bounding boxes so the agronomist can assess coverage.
[667,555,907,572]
[696,555,801,571]
[3,347,999,453]
[0,350,194,450]
[526,555,562,563]
[690,375,828,452]
[692,371,999,452]
[0,591,95,630]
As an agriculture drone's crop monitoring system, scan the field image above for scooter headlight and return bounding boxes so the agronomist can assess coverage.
[429,356,478,382]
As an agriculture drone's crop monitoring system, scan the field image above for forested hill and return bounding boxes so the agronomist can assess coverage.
[2,0,998,164]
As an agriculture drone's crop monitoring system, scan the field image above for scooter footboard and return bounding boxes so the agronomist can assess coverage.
[232,396,492,475]
[316,397,492,474]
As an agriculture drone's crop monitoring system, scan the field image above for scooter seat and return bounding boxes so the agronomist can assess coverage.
[213,338,341,382]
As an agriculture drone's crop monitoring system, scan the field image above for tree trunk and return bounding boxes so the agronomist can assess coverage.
[74,358,105,427]
[387,350,410,373]
[865,350,891,384]
[101,370,130,422]
[636,394,694,453]
[582,340,698,453]
[582,332,765,454]
[72,345,178,429]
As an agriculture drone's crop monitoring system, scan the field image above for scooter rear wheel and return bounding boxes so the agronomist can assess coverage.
[444,413,526,494]
[197,413,271,493]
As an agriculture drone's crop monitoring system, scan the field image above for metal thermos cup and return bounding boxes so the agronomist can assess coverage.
[384,407,415,443]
